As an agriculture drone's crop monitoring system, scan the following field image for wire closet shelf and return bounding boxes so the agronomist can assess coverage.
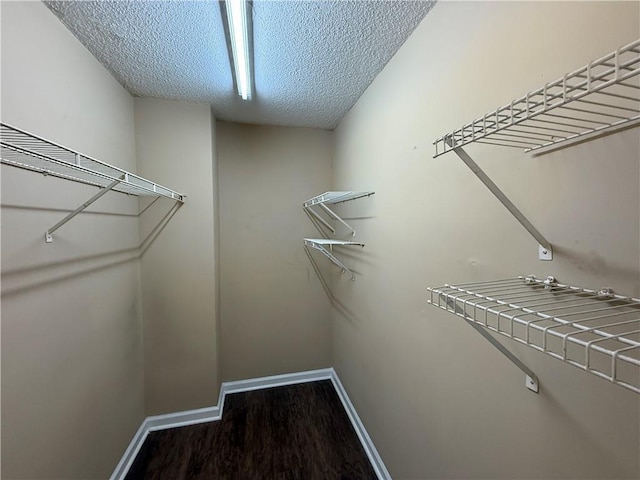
[303,190,375,238]
[433,39,640,157]
[427,276,640,394]
[0,123,185,201]
[303,191,374,208]
[303,238,365,281]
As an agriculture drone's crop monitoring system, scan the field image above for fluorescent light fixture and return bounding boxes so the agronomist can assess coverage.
[224,0,253,100]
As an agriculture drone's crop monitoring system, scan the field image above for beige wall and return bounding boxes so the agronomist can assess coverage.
[1,2,143,479]
[332,2,640,479]
[3,1,639,478]
[135,98,219,415]
[217,122,333,381]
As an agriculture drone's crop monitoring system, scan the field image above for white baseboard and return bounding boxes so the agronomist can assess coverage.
[110,367,390,480]
[329,370,392,480]
[110,421,149,480]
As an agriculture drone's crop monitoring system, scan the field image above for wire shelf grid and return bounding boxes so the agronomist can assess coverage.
[433,39,640,157]
[303,191,374,208]
[303,238,365,247]
[427,276,640,394]
[0,123,185,201]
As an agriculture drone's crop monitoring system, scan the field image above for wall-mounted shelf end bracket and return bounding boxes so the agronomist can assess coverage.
[303,191,375,237]
[45,176,125,243]
[445,139,552,261]
[303,238,364,281]
[443,295,539,393]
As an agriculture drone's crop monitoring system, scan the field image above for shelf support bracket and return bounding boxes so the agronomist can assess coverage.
[304,205,336,235]
[450,144,553,260]
[304,240,357,281]
[303,204,357,237]
[45,176,124,243]
[318,203,357,237]
[445,297,539,393]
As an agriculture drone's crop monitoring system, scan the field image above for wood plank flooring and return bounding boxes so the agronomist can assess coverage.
[125,380,377,479]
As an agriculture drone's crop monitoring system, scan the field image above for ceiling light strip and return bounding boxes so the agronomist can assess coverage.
[225,0,253,100]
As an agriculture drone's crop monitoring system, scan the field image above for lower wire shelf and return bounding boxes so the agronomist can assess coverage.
[427,275,640,394]
[303,238,364,281]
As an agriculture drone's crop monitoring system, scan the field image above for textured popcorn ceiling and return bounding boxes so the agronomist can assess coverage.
[45,1,436,130]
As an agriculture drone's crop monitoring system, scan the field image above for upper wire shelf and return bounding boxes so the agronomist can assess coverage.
[303,190,375,237]
[433,39,640,157]
[427,276,640,394]
[303,238,365,247]
[0,123,185,201]
[303,191,374,208]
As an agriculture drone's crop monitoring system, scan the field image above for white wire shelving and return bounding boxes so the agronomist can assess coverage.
[430,38,640,261]
[1,122,185,242]
[303,191,375,207]
[427,41,640,393]
[303,191,374,237]
[302,191,374,281]
[434,39,640,157]
[428,276,640,394]
[304,238,365,281]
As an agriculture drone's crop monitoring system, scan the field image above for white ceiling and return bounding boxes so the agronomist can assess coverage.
[44,0,436,130]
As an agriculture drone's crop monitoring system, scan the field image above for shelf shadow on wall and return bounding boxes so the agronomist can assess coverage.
[332,246,376,267]
[537,373,623,468]
[549,244,640,291]
[0,204,140,217]
[1,199,182,297]
[303,245,362,326]
[139,200,182,256]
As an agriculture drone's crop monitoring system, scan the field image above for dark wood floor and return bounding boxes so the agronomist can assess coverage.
[125,380,377,479]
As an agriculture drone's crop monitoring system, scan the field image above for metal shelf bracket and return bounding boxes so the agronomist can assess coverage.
[45,176,124,243]
[444,296,539,393]
[303,191,374,237]
[303,238,365,281]
[450,143,553,261]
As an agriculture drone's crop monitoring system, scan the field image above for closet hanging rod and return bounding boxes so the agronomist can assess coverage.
[427,275,640,394]
[433,39,640,157]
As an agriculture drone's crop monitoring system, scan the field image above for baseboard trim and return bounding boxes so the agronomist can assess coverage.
[110,367,390,480]
[329,370,392,480]
[109,421,149,480]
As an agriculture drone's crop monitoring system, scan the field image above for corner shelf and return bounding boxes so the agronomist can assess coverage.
[1,122,185,242]
[428,276,640,394]
[431,38,640,260]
